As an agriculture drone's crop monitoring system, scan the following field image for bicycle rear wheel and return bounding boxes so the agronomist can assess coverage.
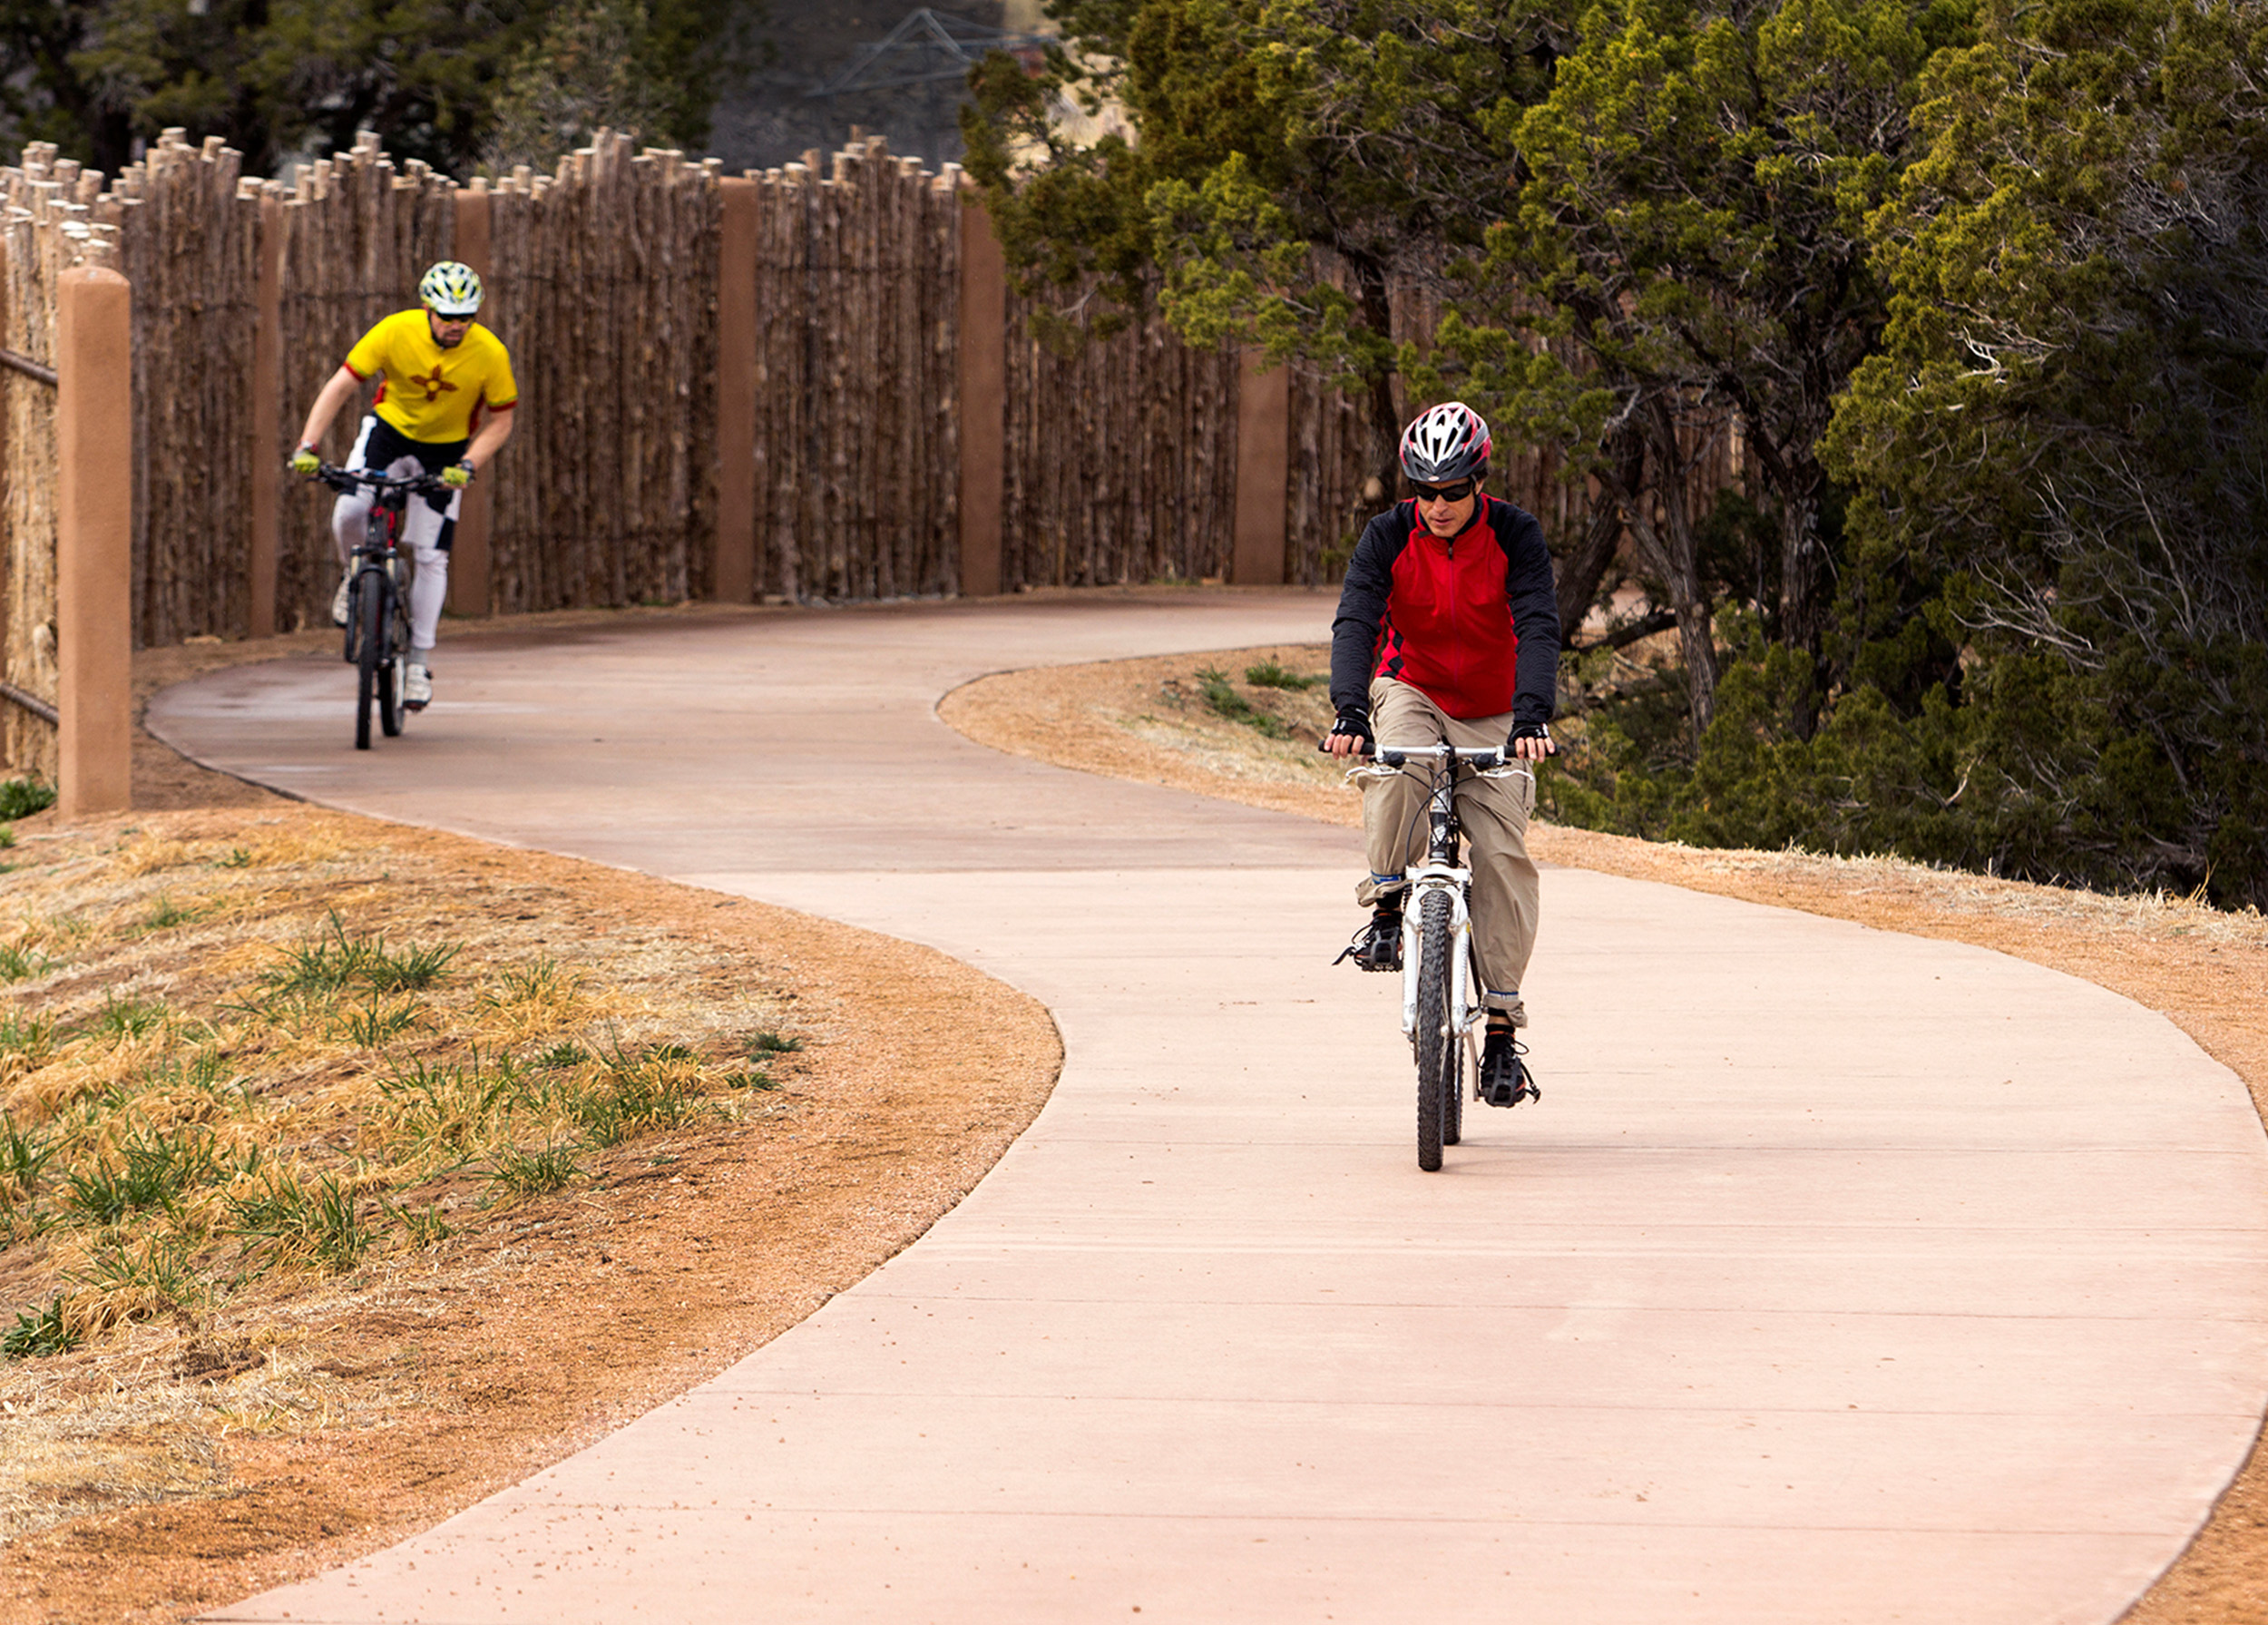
[1413,890,1454,1171]
[1444,1006,1468,1146]
[355,575,384,749]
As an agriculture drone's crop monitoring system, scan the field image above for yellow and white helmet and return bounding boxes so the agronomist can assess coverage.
[418,260,484,317]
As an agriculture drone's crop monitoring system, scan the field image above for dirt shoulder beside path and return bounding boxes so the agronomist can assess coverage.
[0,615,1061,1625]
[941,643,2268,1625]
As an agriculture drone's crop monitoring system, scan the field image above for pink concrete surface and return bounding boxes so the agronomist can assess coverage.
[145,590,2268,1624]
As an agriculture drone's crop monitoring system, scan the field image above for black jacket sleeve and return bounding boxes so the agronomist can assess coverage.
[1497,500,1561,726]
[1328,510,1403,716]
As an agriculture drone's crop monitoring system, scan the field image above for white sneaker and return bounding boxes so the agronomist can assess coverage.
[330,571,352,627]
[405,661,432,710]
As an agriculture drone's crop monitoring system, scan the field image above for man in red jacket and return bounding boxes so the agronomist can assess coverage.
[1322,402,1561,1106]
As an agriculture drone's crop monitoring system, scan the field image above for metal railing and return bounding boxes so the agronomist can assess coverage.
[0,681,56,726]
[0,348,55,387]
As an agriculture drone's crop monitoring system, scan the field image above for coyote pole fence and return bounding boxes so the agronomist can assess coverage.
[715,175,758,603]
[55,255,132,817]
[1233,349,1287,585]
[956,190,1005,597]
[449,181,494,617]
[249,188,281,635]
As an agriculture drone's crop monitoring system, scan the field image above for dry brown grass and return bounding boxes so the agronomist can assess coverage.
[0,808,802,1547]
[0,612,1062,1623]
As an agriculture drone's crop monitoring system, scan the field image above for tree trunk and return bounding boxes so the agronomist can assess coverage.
[1776,460,1828,735]
[1349,250,1402,499]
[1609,402,1717,742]
[1555,422,1643,642]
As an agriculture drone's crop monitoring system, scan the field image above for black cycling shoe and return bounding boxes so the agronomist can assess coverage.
[1333,909,1403,972]
[1481,1024,1540,1107]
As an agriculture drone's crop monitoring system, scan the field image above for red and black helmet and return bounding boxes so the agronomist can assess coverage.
[1399,402,1491,485]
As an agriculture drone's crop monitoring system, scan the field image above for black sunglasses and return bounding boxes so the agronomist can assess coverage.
[1409,478,1476,504]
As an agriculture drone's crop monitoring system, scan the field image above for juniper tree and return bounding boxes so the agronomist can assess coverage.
[1823,0,2268,905]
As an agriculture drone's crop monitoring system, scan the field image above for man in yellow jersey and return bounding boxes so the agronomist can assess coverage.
[289,261,518,710]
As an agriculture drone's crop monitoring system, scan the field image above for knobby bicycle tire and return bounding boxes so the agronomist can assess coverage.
[1414,890,1455,1171]
[355,573,385,750]
[376,566,407,738]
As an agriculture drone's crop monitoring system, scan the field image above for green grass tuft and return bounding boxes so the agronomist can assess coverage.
[0,942,53,982]
[262,913,459,997]
[145,895,208,931]
[569,1038,707,1146]
[489,957,572,1003]
[0,1118,54,1202]
[90,994,167,1041]
[1196,667,1293,740]
[61,1127,225,1225]
[0,1011,54,1057]
[3,1297,79,1359]
[228,1171,371,1273]
[341,991,422,1047]
[485,1141,586,1197]
[1243,658,1326,690]
[0,778,55,820]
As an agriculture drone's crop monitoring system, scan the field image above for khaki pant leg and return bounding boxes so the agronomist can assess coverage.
[1354,680,1540,1023]
[1355,679,1443,908]
[1455,757,1540,1023]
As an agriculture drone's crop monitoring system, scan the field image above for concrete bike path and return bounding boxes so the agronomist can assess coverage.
[145,591,2268,1624]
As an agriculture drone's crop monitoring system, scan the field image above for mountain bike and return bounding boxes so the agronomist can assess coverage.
[1345,744,1534,1171]
[313,465,450,751]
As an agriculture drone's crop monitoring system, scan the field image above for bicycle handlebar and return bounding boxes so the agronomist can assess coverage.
[1344,745,1531,783]
[309,462,455,511]
[1376,745,1509,771]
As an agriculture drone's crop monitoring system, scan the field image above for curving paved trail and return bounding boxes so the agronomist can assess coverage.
[150,591,2268,1624]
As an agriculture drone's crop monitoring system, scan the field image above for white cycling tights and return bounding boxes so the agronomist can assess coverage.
[331,418,462,655]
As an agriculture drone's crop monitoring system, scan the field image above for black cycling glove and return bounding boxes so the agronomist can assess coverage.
[1323,708,1374,754]
[1507,720,1554,755]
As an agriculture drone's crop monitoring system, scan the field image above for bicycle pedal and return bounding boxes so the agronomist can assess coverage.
[1332,920,1403,972]
[1481,1074,1540,1108]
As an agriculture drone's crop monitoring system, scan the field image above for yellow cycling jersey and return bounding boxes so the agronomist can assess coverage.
[344,308,518,444]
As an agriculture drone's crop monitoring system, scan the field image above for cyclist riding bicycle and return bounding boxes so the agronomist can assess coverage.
[1323,401,1561,1106]
[288,260,518,710]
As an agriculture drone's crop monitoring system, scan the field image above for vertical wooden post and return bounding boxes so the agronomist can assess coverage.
[449,182,494,618]
[249,191,282,637]
[956,191,1006,597]
[57,259,134,819]
[1232,349,1288,586]
[715,176,758,602]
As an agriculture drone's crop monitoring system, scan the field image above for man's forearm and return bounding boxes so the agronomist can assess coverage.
[465,409,515,472]
[296,368,362,450]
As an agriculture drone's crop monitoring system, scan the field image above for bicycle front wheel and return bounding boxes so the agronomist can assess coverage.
[377,570,407,737]
[1413,889,1454,1171]
[355,574,384,749]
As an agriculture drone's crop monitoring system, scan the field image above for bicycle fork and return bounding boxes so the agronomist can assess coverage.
[1399,867,1478,1043]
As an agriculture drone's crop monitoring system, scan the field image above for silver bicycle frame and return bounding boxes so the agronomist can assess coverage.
[1346,749,1532,1048]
